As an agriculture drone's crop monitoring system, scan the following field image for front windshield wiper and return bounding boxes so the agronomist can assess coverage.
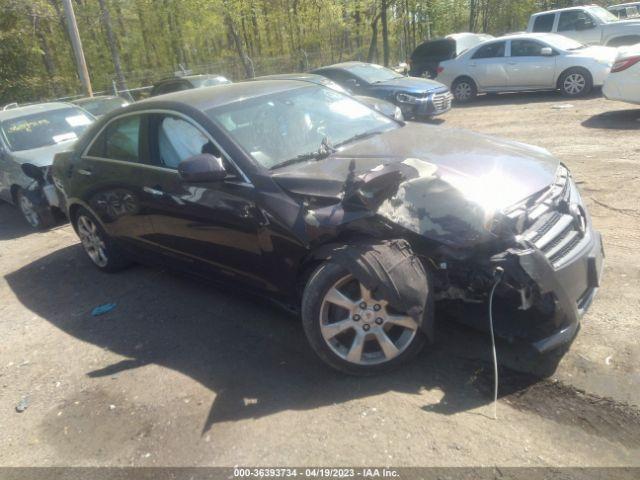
[333,129,386,149]
[271,136,337,170]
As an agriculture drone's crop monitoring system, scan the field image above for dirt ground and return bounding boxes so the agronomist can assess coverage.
[1,92,639,467]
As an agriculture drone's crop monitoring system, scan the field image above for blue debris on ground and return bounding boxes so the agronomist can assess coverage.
[91,303,117,317]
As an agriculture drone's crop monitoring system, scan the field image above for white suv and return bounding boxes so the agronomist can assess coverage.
[527,5,640,47]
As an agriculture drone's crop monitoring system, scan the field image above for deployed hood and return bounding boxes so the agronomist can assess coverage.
[273,123,559,247]
[10,141,76,168]
[372,76,447,93]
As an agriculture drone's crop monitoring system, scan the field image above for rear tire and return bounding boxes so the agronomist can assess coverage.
[452,77,477,103]
[73,207,132,273]
[301,261,427,375]
[16,189,54,230]
[559,68,592,97]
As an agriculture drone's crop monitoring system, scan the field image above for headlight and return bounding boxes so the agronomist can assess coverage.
[396,93,421,104]
[394,106,404,121]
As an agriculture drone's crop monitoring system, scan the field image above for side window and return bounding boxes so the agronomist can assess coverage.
[558,10,594,31]
[511,40,546,57]
[156,116,216,169]
[472,42,506,59]
[87,115,140,162]
[532,14,555,32]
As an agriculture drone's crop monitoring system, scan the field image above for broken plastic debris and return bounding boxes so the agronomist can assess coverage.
[15,396,30,413]
[91,303,117,316]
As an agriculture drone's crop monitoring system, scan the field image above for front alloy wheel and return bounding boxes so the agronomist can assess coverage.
[560,69,592,97]
[302,262,426,375]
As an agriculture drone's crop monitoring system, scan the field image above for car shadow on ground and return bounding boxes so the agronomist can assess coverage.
[582,108,640,130]
[455,90,602,108]
[4,243,562,434]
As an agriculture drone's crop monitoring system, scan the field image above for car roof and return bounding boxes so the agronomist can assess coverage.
[138,79,311,110]
[531,4,599,15]
[255,73,326,82]
[0,102,77,122]
[445,32,493,41]
[73,95,120,103]
[313,61,372,71]
[153,74,227,85]
[485,32,567,43]
[608,2,640,7]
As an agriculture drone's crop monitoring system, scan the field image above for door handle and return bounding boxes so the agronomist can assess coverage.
[77,168,93,176]
[143,186,165,197]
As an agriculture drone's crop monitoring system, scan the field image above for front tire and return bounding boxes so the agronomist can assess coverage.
[301,262,426,375]
[73,207,132,273]
[452,77,477,103]
[16,189,54,230]
[559,68,592,97]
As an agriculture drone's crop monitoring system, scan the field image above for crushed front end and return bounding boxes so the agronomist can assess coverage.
[435,164,604,352]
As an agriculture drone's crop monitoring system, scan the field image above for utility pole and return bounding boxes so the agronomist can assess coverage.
[61,0,93,96]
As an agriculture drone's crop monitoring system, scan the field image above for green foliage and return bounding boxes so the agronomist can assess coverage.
[0,0,605,103]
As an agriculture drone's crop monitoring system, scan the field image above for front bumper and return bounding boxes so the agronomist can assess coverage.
[397,90,452,118]
[487,167,604,353]
[505,228,604,353]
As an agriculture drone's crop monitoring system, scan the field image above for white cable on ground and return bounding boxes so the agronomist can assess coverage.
[488,267,504,420]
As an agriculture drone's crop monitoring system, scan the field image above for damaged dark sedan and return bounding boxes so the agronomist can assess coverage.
[51,81,604,375]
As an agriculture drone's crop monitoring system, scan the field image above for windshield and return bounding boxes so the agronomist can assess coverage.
[208,86,396,169]
[190,75,231,88]
[0,107,93,152]
[544,34,587,51]
[75,97,128,117]
[587,6,619,23]
[344,64,403,84]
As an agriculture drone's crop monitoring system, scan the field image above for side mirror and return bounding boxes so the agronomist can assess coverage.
[540,47,553,56]
[21,163,45,183]
[178,153,227,182]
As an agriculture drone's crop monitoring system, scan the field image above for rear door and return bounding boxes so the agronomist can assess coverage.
[506,39,557,88]
[73,112,158,247]
[137,111,269,289]
[468,41,509,90]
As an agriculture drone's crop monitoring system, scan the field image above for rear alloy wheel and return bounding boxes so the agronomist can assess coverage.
[302,262,426,375]
[560,68,592,97]
[452,78,477,103]
[74,208,132,272]
[16,189,53,229]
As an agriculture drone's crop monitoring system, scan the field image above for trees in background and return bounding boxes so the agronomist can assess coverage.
[0,0,585,103]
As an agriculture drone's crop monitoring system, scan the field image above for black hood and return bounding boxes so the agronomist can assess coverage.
[273,123,558,206]
[272,123,559,248]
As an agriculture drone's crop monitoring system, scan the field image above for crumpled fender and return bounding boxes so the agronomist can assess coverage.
[319,239,435,341]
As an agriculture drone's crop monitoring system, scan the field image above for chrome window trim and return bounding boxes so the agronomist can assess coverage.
[81,108,253,187]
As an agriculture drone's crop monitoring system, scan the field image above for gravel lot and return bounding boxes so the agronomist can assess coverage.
[1,92,639,467]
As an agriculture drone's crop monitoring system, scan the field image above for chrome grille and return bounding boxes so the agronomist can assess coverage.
[518,166,590,268]
[432,91,452,113]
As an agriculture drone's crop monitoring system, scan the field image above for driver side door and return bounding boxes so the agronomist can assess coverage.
[506,39,557,89]
[139,112,270,289]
